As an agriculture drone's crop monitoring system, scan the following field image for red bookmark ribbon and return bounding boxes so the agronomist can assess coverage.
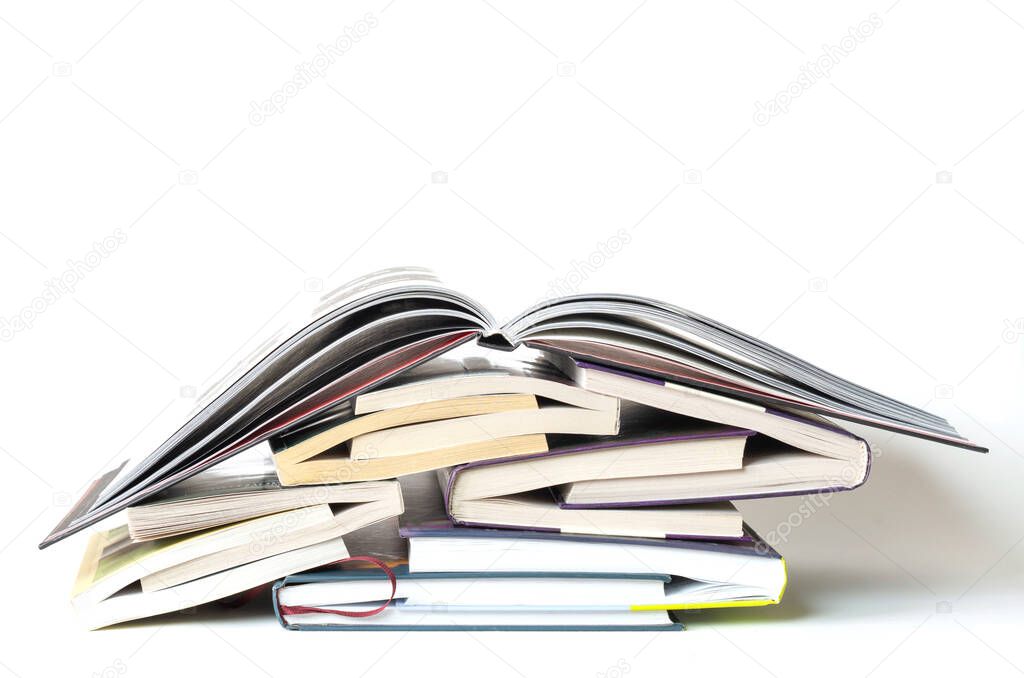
[276,556,397,618]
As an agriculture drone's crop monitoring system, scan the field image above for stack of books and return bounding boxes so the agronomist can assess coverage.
[46,268,983,631]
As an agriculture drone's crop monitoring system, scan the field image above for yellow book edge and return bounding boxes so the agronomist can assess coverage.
[629,557,788,611]
[72,506,342,598]
[71,530,112,598]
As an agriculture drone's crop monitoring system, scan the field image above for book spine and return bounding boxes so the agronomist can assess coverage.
[476,331,517,351]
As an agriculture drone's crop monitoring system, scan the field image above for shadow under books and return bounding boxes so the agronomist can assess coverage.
[108,592,276,630]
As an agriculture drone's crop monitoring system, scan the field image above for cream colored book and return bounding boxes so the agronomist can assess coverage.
[71,481,402,628]
[127,446,402,541]
[274,434,549,486]
[269,393,550,485]
[74,533,353,630]
[353,356,618,415]
[443,412,752,506]
[348,405,619,459]
[273,393,539,468]
[271,357,620,485]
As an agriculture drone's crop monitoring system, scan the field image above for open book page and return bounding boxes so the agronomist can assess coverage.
[44,267,488,548]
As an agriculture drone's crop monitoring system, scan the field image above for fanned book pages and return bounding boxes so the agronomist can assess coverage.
[125,446,401,540]
[438,466,744,540]
[540,355,875,504]
[437,404,755,538]
[71,479,402,629]
[44,266,982,548]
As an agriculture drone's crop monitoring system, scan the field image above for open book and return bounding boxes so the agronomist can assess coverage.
[71,479,402,629]
[43,267,982,548]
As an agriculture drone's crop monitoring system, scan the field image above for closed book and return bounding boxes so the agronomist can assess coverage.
[273,566,684,631]
[398,472,786,611]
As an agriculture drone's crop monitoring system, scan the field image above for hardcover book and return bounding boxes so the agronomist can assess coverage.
[273,567,684,631]
[399,472,786,611]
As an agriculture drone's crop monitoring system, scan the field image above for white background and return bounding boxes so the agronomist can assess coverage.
[1,1,1023,676]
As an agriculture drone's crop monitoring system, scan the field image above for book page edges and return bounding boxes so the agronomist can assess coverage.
[629,557,788,610]
[274,394,540,467]
[275,434,550,486]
